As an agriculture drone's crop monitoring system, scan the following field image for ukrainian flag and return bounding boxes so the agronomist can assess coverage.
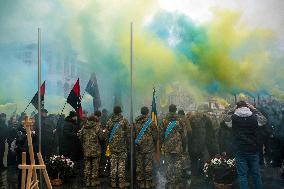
[151,88,158,126]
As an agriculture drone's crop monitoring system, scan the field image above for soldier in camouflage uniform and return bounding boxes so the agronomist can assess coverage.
[78,111,104,187]
[106,106,129,188]
[160,104,186,189]
[177,110,192,186]
[188,105,218,176]
[178,110,192,141]
[134,107,157,188]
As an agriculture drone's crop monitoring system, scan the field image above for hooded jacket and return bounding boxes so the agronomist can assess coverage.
[78,119,103,157]
[232,107,265,153]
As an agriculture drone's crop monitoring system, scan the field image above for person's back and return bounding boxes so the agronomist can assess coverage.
[106,106,129,188]
[57,114,65,154]
[160,104,185,189]
[106,113,129,154]
[134,107,157,188]
[41,114,57,159]
[0,113,7,169]
[134,113,156,154]
[160,112,184,155]
[78,113,103,187]
[231,101,267,189]
[62,111,82,161]
[79,120,102,157]
[188,113,207,155]
[232,109,258,153]
[218,121,234,158]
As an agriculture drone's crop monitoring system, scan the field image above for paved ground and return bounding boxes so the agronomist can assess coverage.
[1,165,284,189]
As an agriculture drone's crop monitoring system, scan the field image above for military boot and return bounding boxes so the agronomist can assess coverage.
[91,180,100,187]
[85,178,90,187]
[137,180,145,188]
[165,183,175,189]
[111,182,117,188]
[119,182,126,188]
[145,180,153,189]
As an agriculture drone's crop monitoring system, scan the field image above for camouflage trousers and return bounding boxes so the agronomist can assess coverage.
[110,152,127,184]
[136,152,154,184]
[84,157,100,186]
[164,153,183,189]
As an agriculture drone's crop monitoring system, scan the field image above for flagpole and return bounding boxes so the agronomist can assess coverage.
[58,88,72,118]
[130,22,134,189]
[38,28,42,153]
[38,27,43,188]
[23,101,32,113]
[59,101,68,116]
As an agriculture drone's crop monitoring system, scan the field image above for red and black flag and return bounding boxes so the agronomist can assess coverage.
[85,73,101,111]
[31,81,46,110]
[67,78,83,118]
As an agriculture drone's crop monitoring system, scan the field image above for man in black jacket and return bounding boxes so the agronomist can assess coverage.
[231,101,267,189]
[7,115,18,167]
[0,113,7,170]
[61,111,83,161]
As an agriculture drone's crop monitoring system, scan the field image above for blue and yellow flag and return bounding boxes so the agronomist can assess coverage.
[151,88,158,126]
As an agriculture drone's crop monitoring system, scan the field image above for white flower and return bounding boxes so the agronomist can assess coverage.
[70,162,74,168]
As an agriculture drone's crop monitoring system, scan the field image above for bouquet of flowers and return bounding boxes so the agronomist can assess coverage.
[47,155,75,180]
[203,154,237,184]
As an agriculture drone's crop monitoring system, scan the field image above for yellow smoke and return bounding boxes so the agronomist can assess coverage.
[59,1,281,103]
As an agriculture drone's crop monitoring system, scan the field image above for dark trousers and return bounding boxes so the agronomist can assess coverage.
[7,144,17,166]
[0,142,5,169]
[190,152,204,176]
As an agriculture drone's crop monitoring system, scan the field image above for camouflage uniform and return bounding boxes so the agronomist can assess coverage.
[106,114,129,188]
[188,112,218,176]
[160,112,186,189]
[134,115,157,188]
[178,114,192,185]
[177,114,192,150]
[78,119,103,187]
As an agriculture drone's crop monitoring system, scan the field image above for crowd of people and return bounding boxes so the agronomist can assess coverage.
[0,98,284,189]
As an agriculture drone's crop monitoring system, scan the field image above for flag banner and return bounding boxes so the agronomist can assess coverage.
[85,73,101,110]
[31,81,46,110]
[67,78,83,118]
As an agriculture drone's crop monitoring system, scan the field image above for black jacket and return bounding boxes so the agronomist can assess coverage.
[188,113,218,157]
[0,120,7,143]
[218,121,234,157]
[61,117,83,161]
[232,108,259,153]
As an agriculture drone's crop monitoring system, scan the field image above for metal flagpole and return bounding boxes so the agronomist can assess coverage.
[38,27,43,188]
[38,27,42,153]
[130,22,134,189]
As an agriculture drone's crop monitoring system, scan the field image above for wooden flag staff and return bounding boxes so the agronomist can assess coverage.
[18,116,52,189]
